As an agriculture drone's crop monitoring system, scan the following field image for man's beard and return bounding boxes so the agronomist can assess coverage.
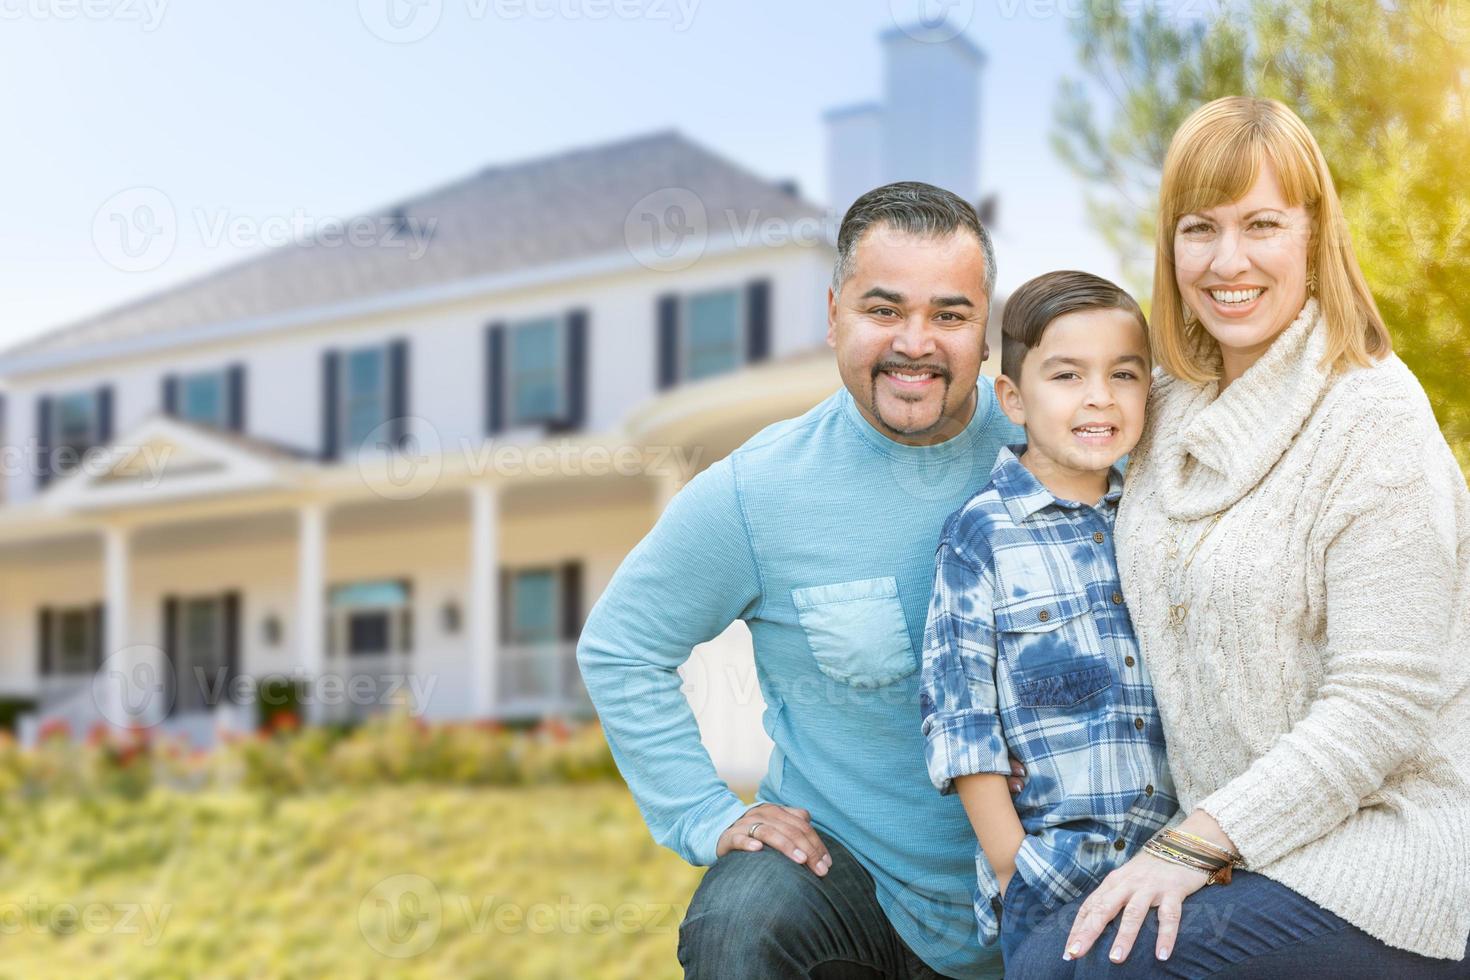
[868,360,953,438]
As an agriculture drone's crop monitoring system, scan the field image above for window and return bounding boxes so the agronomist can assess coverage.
[179,371,226,427]
[683,288,742,381]
[508,570,559,645]
[52,608,95,675]
[54,392,99,456]
[506,317,565,426]
[341,347,388,450]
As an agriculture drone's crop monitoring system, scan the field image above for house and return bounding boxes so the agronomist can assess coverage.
[0,26,993,783]
[0,128,838,755]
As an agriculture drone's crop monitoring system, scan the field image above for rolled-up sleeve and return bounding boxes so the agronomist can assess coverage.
[920,540,1010,794]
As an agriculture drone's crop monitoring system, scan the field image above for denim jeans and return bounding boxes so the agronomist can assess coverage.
[677,834,956,979]
[1003,868,1470,978]
[997,874,1053,972]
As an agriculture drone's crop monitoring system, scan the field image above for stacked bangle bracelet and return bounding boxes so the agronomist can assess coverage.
[1142,828,1245,886]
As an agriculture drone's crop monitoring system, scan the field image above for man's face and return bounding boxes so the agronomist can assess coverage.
[826,227,990,446]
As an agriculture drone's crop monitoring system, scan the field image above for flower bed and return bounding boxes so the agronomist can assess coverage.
[0,710,621,803]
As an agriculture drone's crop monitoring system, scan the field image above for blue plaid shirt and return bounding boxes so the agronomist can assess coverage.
[919,445,1179,946]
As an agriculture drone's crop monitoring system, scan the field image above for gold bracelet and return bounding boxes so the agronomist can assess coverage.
[1142,840,1219,873]
[1145,829,1243,887]
[1158,828,1242,865]
[1149,839,1230,868]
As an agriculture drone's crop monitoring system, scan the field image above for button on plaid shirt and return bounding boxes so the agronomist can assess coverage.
[919,445,1179,946]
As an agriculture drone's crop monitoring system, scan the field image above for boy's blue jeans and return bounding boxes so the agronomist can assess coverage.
[996,874,1051,971]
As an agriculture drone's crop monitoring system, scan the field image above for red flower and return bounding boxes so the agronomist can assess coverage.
[269,711,300,733]
[38,718,71,742]
[540,718,573,743]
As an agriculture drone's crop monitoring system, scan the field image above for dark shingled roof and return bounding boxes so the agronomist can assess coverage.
[6,130,822,365]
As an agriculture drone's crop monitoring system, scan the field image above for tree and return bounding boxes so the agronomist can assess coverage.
[1054,0,1470,471]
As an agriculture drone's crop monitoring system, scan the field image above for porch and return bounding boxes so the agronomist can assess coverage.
[0,417,672,746]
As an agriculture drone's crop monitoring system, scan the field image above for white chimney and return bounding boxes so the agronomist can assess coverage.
[824,103,884,219]
[823,26,986,216]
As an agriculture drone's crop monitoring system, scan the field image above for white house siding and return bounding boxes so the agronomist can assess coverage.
[2,244,832,507]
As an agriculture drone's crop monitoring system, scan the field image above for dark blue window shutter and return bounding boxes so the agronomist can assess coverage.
[746,279,771,364]
[162,375,179,417]
[37,607,53,677]
[486,323,506,435]
[222,591,241,690]
[162,597,179,718]
[388,340,409,448]
[35,396,52,489]
[90,602,105,671]
[96,386,114,444]
[321,350,340,461]
[498,569,512,643]
[656,294,679,390]
[560,561,583,641]
[551,310,588,433]
[227,364,246,433]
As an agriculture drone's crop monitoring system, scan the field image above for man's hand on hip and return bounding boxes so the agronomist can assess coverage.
[717,804,832,877]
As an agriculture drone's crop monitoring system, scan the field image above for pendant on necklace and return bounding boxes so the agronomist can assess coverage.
[1169,603,1188,626]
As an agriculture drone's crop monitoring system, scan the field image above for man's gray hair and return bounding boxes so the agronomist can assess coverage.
[831,181,996,301]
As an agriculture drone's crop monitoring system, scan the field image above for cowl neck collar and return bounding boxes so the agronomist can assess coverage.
[1154,298,1333,519]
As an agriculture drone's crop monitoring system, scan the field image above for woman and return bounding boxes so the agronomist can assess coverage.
[1007,96,1470,977]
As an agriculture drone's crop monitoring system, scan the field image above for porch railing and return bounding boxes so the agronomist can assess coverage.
[317,652,417,724]
[497,641,592,719]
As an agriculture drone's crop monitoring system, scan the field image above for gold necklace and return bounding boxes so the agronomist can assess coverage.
[1166,512,1223,629]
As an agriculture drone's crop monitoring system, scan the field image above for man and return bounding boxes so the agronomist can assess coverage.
[577,182,1025,979]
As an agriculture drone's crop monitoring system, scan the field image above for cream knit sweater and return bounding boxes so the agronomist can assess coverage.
[1115,298,1470,959]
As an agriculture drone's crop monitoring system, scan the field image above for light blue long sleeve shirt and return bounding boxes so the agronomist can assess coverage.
[577,380,1024,980]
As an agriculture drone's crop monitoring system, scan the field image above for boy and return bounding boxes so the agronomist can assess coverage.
[918,270,1180,968]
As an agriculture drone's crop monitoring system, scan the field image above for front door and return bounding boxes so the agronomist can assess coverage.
[164,592,239,717]
[177,597,224,713]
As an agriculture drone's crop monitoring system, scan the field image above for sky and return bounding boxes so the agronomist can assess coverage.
[0,0,1131,350]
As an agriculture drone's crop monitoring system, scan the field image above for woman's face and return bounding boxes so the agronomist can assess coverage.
[1173,159,1312,370]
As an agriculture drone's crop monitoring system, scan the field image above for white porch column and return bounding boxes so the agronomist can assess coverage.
[103,525,133,726]
[468,483,499,717]
[297,504,326,724]
[654,471,684,515]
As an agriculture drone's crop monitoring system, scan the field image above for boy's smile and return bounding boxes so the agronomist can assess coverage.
[995,308,1151,503]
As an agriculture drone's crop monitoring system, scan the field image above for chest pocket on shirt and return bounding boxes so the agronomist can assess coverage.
[994,590,1113,709]
[791,576,916,689]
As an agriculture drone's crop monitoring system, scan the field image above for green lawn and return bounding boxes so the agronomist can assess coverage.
[0,784,703,979]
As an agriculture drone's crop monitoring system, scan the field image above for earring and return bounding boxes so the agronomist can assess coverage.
[1182,303,1198,327]
[1307,269,1318,294]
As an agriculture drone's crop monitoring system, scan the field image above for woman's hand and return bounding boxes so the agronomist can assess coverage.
[1061,851,1208,964]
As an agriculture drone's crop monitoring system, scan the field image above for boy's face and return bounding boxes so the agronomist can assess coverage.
[996,308,1151,479]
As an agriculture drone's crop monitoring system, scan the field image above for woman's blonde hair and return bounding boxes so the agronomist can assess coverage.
[1152,96,1390,382]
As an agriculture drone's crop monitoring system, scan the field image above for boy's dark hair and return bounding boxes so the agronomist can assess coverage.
[1000,270,1149,381]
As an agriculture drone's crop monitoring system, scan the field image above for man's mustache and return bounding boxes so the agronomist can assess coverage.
[871,360,952,382]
